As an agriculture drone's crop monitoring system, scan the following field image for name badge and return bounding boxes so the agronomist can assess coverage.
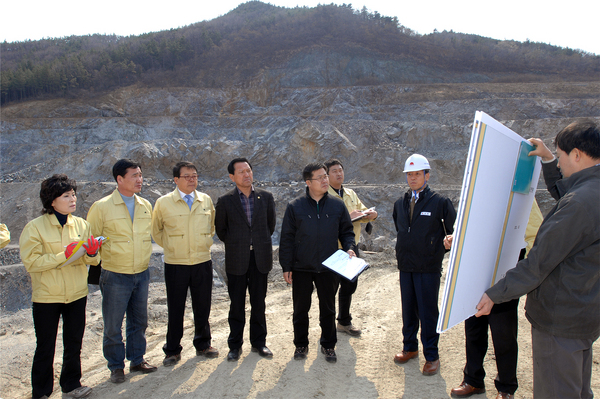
[420,212,431,216]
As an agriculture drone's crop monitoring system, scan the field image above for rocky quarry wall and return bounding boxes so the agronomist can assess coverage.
[1,81,599,312]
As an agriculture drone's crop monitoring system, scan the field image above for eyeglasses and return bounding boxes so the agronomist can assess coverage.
[309,174,329,182]
[179,175,198,181]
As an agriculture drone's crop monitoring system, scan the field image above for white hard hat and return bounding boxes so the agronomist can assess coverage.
[403,154,431,172]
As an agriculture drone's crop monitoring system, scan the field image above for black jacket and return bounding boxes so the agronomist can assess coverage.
[487,162,600,340]
[215,188,276,275]
[392,186,456,273]
[279,189,355,273]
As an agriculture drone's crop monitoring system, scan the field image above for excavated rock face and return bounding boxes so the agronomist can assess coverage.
[1,82,599,242]
[2,82,597,312]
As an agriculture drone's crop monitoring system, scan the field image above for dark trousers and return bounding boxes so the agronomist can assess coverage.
[532,326,595,399]
[399,270,441,361]
[31,297,86,399]
[226,251,268,350]
[337,277,358,326]
[463,299,519,394]
[292,270,340,349]
[163,261,213,356]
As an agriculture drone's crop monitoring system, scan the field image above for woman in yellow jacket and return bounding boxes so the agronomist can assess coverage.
[20,175,101,399]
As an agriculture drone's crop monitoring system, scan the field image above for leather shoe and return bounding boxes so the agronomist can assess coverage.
[130,360,157,373]
[196,346,219,358]
[451,381,486,398]
[110,369,125,383]
[337,322,362,336]
[496,393,514,399]
[422,358,440,376]
[163,354,181,366]
[393,350,418,364]
[227,348,242,361]
[251,346,273,358]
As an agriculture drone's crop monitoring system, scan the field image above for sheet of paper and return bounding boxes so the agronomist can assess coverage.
[322,249,369,281]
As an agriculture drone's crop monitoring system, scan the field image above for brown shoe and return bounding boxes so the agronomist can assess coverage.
[130,360,157,373]
[495,393,514,399]
[393,350,418,364]
[451,381,486,398]
[337,322,362,336]
[422,358,440,375]
[196,346,219,358]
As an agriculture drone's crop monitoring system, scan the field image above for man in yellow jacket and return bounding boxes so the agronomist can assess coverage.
[325,159,377,336]
[151,161,218,367]
[87,159,157,384]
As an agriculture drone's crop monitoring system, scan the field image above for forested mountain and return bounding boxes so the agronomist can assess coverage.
[2,1,599,105]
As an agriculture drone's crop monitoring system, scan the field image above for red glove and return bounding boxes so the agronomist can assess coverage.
[82,235,101,256]
[65,242,79,258]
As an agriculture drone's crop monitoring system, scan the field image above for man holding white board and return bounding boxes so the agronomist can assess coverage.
[476,121,600,399]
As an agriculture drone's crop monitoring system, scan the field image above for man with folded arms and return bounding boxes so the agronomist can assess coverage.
[215,158,276,361]
[152,161,218,366]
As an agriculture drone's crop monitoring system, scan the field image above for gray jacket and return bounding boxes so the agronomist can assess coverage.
[487,161,600,340]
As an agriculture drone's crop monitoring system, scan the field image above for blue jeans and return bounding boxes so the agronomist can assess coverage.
[100,268,149,371]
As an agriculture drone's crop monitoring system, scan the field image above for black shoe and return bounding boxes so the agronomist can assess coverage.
[130,360,158,373]
[293,346,309,360]
[321,346,337,363]
[162,354,181,366]
[227,348,242,361]
[251,346,273,358]
[110,369,125,383]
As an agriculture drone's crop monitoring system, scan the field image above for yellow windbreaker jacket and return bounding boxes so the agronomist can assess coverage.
[328,186,371,248]
[0,223,10,249]
[20,213,99,303]
[151,189,215,265]
[87,189,153,274]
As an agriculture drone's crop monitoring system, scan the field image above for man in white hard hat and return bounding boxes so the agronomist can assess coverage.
[392,154,456,376]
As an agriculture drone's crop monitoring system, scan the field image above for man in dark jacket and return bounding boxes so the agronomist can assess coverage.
[215,158,276,362]
[279,162,356,363]
[392,154,456,376]
[476,121,600,398]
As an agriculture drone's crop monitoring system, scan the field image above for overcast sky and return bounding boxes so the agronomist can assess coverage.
[2,0,599,55]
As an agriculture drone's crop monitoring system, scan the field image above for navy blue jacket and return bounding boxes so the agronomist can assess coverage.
[392,186,456,273]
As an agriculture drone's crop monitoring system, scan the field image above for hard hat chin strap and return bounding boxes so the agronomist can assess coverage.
[407,175,428,200]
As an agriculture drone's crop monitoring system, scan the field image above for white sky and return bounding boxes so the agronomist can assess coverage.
[2,0,599,55]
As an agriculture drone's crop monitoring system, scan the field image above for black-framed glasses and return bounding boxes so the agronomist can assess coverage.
[309,174,329,182]
[179,175,198,181]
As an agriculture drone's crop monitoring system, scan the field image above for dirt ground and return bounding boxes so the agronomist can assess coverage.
[1,252,598,399]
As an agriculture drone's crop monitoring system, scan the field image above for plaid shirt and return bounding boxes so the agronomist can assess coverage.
[237,186,255,225]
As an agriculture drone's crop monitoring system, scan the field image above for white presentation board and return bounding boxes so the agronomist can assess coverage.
[437,111,541,333]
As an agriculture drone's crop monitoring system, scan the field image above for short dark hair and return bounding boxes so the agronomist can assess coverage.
[173,161,197,178]
[303,162,326,181]
[112,159,141,182]
[324,159,343,172]
[555,120,600,159]
[40,174,77,215]
[228,158,252,175]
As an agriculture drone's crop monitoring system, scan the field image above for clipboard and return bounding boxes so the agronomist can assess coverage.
[322,249,369,281]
